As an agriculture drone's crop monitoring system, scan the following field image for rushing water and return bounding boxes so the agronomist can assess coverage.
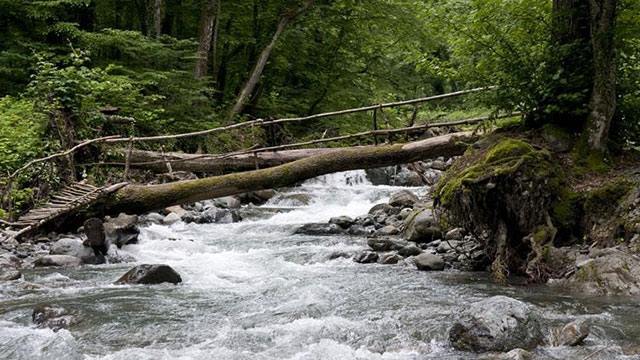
[1,171,639,359]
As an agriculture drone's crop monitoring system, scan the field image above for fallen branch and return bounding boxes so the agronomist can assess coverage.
[103,87,496,144]
[6,135,122,182]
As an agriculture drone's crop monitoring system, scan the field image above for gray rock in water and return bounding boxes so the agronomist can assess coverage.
[347,225,375,236]
[388,190,419,208]
[353,251,379,264]
[238,189,277,205]
[376,225,400,236]
[115,264,182,285]
[32,304,78,331]
[550,319,590,346]
[50,237,103,265]
[327,251,351,260]
[404,209,442,243]
[162,212,182,224]
[329,216,355,229]
[104,213,139,248]
[480,349,533,360]
[368,203,393,216]
[184,208,242,224]
[430,159,447,171]
[294,223,345,236]
[217,196,241,209]
[277,193,313,206]
[367,238,406,252]
[365,165,425,186]
[142,212,165,224]
[34,255,82,267]
[449,296,543,352]
[437,240,462,254]
[414,253,445,271]
[0,269,21,281]
[398,245,422,257]
[381,253,403,264]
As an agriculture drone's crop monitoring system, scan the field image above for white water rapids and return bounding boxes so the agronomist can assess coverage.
[1,171,639,359]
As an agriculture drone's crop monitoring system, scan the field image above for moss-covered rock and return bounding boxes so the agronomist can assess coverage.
[434,135,565,281]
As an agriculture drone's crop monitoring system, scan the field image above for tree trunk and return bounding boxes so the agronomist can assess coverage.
[529,0,592,127]
[194,0,218,79]
[211,0,221,82]
[118,147,369,174]
[585,0,617,151]
[100,132,474,215]
[227,0,314,120]
[152,0,163,38]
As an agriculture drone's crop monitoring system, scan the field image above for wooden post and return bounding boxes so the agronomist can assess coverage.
[372,108,379,145]
[160,145,173,175]
[378,105,391,143]
[123,138,134,180]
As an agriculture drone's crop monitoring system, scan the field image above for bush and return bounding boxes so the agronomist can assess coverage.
[0,96,47,174]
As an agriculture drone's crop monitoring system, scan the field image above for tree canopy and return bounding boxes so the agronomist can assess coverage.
[1,0,639,216]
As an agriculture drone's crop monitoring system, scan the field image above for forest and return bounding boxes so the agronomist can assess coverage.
[1,0,640,359]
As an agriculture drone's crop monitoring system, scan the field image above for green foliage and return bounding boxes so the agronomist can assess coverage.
[612,0,640,147]
[0,96,47,174]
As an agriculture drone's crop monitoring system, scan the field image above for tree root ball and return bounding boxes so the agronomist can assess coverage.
[434,135,565,282]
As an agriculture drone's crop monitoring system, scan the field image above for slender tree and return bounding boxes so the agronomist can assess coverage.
[228,0,315,120]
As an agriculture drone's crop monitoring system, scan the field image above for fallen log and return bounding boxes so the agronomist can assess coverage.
[97,132,476,215]
[121,147,347,173]
[109,114,519,174]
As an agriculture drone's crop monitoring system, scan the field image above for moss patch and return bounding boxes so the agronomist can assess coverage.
[435,136,557,206]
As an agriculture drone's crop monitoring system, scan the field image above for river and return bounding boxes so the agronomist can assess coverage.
[1,171,639,359]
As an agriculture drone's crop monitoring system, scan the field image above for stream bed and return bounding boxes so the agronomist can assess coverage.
[1,171,639,359]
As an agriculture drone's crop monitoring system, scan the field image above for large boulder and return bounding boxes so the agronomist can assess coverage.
[115,264,182,285]
[388,190,419,208]
[414,253,445,271]
[548,247,640,296]
[104,213,139,248]
[34,255,82,267]
[404,208,442,243]
[50,237,103,265]
[449,296,543,352]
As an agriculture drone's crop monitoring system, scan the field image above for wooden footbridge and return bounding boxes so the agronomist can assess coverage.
[1,86,519,241]
[0,182,127,242]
